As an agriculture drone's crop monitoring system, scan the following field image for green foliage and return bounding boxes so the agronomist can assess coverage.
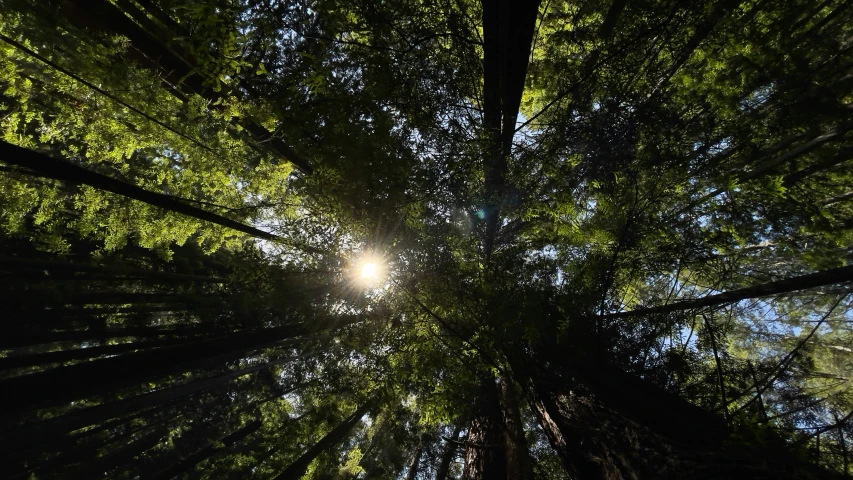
[1,0,852,477]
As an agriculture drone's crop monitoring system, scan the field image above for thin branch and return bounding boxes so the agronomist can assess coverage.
[732,294,848,413]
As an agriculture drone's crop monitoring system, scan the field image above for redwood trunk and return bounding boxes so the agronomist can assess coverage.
[499,375,533,480]
[0,324,310,413]
[0,255,222,283]
[273,401,374,480]
[462,377,505,480]
[151,420,262,479]
[0,355,304,453]
[0,337,194,370]
[601,264,853,320]
[0,141,283,241]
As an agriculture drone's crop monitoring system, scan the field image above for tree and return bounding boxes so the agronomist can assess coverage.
[1,0,852,478]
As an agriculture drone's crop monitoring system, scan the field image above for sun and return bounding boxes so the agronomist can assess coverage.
[352,253,387,288]
[361,262,377,279]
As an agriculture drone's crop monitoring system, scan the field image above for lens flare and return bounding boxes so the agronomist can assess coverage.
[361,262,377,279]
[351,253,387,288]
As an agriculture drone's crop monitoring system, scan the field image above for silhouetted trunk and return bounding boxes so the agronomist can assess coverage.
[503,347,697,479]
[74,425,166,479]
[0,325,220,349]
[0,255,222,283]
[513,348,842,479]
[521,372,611,479]
[125,0,186,36]
[66,0,206,94]
[0,323,315,413]
[273,401,374,480]
[479,0,541,258]
[0,141,283,241]
[12,409,181,479]
[62,292,196,306]
[0,336,195,370]
[499,375,533,480]
[152,420,262,479]
[462,376,505,480]
[405,444,423,480]
[435,424,462,480]
[704,316,730,424]
[574,360,727,447]
[0,355,306,453]
[783,145,853,186]
[60,0,313,173]
[601,264,853,319]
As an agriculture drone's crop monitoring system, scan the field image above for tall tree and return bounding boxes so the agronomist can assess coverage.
[1,0,852,478]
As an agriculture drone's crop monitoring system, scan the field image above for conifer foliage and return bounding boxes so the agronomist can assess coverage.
[1,0,852,478]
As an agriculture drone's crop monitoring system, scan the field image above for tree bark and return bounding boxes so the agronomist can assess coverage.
[0,326,220,349]
[273,401,374,480]
[11,408,181,479]
[499,375,533,480]
[62,292,198,306]
[72,425,166,479]
[522,374,622,479]
[704,316,730,424]
[462,376,505,480]
[783,145,853,187]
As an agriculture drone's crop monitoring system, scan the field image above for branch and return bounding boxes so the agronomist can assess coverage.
[600,266,853,320]
[731,294,848,413]
[0,33,220,158]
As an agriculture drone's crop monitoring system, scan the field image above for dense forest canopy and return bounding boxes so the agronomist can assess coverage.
[0,0,852,478]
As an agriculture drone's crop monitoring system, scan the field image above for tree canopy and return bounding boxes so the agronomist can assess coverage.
[1,0,852,478]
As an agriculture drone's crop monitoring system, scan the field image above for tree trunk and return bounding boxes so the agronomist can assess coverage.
[462,376,505,480]
[435,424,462,480]
[522,374,622,479]
[60,0,313,173]
[67,0,205,94]
[0,325,221,349]
[0,140,283,241]
[0,323,314,413]
[0,336,194,370]
[601,264,853,319]
[0,355,305,453]
[515,353,841,479]
[71,425,166,479]
[13,408,180,479]
[151,420,262,479]
[62,292,197,306]
[0,255,222,283]
[405,444,423,480]
[783,145,853,186]
[499,375,533,480]
[273,401,374,480]
[479,0,542,258]
[704,316,731,424]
